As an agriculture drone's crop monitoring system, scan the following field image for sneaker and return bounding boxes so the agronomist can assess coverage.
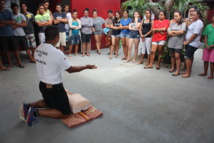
[19,103,29,121]
[26,107,37,127]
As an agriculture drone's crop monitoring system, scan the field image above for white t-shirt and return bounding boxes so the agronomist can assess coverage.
[35,43,72,84]
[185,19,204,48]
[65,12,71,30]
[13,13,26,36]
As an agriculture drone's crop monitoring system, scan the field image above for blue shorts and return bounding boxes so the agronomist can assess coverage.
[120,32,130,38]
[70,34,80,45]
[111,34,120,37]
[129,34,140,39]
[66,29,69,42]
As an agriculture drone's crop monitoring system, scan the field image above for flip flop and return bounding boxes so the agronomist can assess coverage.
[172,73,180,76]
[144,67,153,69]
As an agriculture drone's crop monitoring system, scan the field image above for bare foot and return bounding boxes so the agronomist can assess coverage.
[86,53,90,56]
[75,54,78,56]
[14,62,25,68]
[82,54,85,57]
[132,59,136,63]
[182,74,190,78]
[109,55,112,59]
[124,60,130,63]
[198,73,207,76]
[121,57,127,60]
[138,60,143,64]
[0,66,10,71]
[169,69,175,73]
[182,72,187,75]
[115,54,118,58]
[30,60,36,63]
[207,75,213,79]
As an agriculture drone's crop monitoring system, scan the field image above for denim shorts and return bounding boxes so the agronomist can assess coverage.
[120,32,130,38]
[111,34,120,37]
[129,34,140,39]
[185,44,198,59]
[70,34,80,45]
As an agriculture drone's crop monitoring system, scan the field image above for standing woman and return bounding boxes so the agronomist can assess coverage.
[92,9,105,54]
[80,8,93,57]
[183,9,204,78]
[139,10,154,65]
[68,9,81,56]
[198,15,214,79]
[168,10,186,76]
[110,11,121,59]
[119,10,132,60]
[145,10,170,69]
[125,11,141,63]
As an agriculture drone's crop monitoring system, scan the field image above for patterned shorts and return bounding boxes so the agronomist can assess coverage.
[26,34,37,48]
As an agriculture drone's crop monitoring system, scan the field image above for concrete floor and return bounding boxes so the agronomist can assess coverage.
[0,48,214,143]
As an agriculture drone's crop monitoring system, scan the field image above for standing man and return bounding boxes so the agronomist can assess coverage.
[0,0,14,69]
[11,3,35,65]
[53,3,67,52]
[105,10,114,55]
[64,4,71,44]
[35,4,52,44]
[19,26,97,126]
[20,2,37,60]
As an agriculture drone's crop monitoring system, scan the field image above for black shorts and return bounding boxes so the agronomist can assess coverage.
[185,45,198,59]
[169,48,182,54]
[0,36,16,51]
[13,36,29,50]
[39,82,72,115]
[81,33,91,43]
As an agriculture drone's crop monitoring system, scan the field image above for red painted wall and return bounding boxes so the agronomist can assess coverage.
[70,0,121,50]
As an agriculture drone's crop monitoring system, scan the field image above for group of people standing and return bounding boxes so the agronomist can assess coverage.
[0,0,214,79]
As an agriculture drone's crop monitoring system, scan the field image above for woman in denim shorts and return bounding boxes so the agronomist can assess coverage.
[125,11,141,63]
[119,10,132,60]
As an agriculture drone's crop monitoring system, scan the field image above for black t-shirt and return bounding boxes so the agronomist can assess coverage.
[142,20,152,37]
[112,20,121,35]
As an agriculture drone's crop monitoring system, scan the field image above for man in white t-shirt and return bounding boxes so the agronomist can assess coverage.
[19,26,97,127]
[64,4,71,43]
[183,9,204,78]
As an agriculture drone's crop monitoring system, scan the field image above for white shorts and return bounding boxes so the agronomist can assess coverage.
[141,37,152,54]
[152,40,166,46]
[56,32,66,47]
[26,34,37,48]
[38,33,45,45]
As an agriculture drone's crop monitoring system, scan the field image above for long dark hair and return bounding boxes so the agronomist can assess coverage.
[159,10,167,19]
[113,11,121,24]
[194,9,203,19]
[145,9,152,21]
[174,10,184,25]
[132,11,141,22]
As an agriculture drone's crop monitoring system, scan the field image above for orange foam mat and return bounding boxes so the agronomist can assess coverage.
[61,106,103,128]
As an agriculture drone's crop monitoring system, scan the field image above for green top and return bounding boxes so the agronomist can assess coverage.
[203,24,214,48]
[35,13,51,33]
[72,21,79,35]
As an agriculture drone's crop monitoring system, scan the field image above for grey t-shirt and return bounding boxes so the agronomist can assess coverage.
[80,16,93,34]
[23,12,35,35]
[13,13,26,36]
[92,17,105,34]
[168,22,186,49]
